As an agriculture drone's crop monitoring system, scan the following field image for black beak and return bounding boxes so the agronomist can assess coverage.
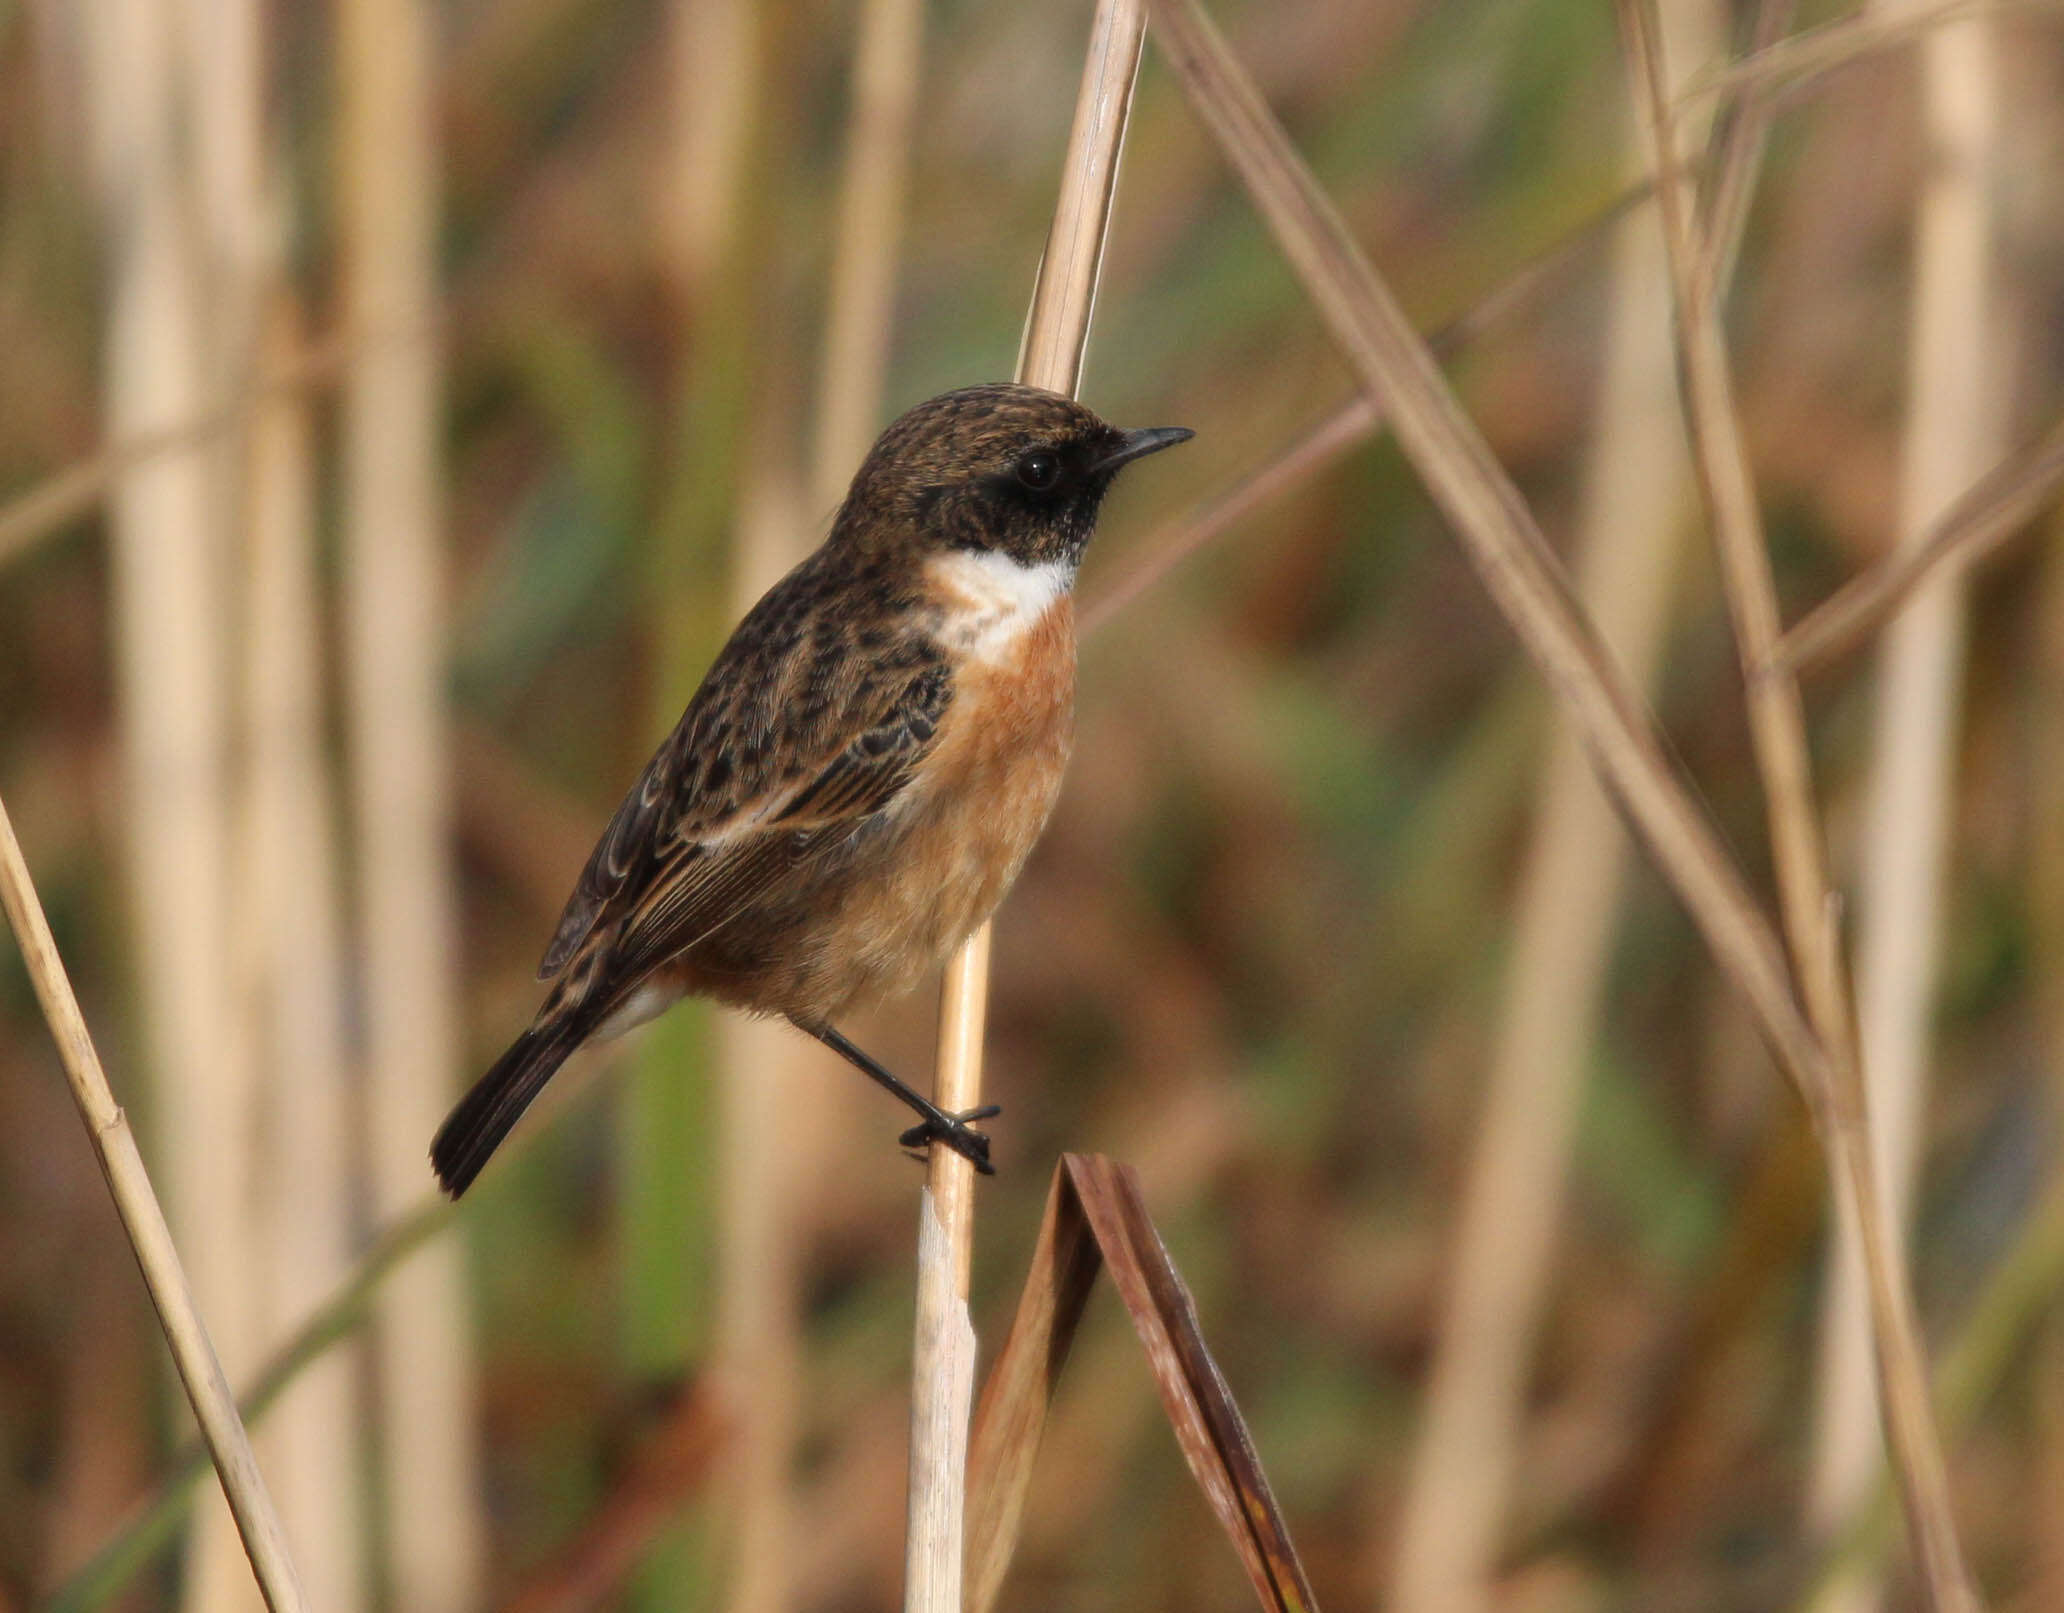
[1094,425,1195,475]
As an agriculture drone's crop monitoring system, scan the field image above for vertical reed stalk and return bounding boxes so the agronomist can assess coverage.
[84,0,249,1599]
[1385,7,1718,1608]
[0,792,307,1613]
[905,5,1147,1608]
[240,288,369,1613]
[1617,1,1977,1601]
[196,0,368,1604]
[1808,13,2000,1612]
[338,0,485,1604]
[814,0,924,508]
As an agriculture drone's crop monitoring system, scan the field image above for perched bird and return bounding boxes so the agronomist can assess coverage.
[432,383,1192,1195]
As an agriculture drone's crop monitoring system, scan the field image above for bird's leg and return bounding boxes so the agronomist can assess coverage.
[799,1021,999,1175]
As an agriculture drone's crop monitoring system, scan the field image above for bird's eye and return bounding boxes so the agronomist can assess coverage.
[1014,450,1061,492]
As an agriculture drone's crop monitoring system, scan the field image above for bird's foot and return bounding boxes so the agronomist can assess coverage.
[899,1105,1001,1174]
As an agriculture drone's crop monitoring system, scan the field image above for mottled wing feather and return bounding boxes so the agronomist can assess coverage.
[538,731,689,978]
[538,547,951,984]
[772,661,948,823]
[540,550,847,978]
[598,662,953,987]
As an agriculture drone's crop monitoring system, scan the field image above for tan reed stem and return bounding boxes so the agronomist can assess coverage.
[906,4,1148,1609]
[338,0,485,1601]
[240,288,370,1613]
[1384,6,1719,1607]
[1150,0,1974,1591]
[84,0,251,1594]
[1151,0,1825,1113]
[709,9,926,1603]
[814,0,925,509]
[1616,0,1978,1602]
[0,791,307,1613]
[1808,11,2001,1612]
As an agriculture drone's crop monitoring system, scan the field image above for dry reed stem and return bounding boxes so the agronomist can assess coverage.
[338,0,485,1601]
[1777,412,2064,675]
[813,0,924,508]
[1385,5,1717,1605]
[1697,0,1796,299]
[1151,0,1825,1106]
[1617,0,1846,1091]
[907,5,1146,1608]
[85,0,254,1597]
[909,921,995,1611]
[666,0,754,304]
[1015,0,1148,399]
[904,1184,980,1612]
[239,288,369,1613]
[1616,0,1977,1601]
[200,3,355,1602]
[1809,15,2001,1611]
[0,792,307,1613]
[45,1191,455,1613]
[1800,1152,2064,1604]
[1153,0,1974,1592]
[652,11,763,1605]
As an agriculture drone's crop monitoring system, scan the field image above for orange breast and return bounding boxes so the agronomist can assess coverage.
[805,597,1077,1015]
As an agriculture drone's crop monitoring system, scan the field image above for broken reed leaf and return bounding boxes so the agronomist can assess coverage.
[963,1166,1103,1613]
[1082,1159,1319,1613]
[1778,410,2064,676]
[1147,0,1828,1104]
[962,1155,1320,1613]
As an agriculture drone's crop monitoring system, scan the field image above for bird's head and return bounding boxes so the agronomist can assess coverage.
[837,383,1193,570]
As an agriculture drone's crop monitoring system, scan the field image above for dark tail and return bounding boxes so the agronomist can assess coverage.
[431,1022,584,1197]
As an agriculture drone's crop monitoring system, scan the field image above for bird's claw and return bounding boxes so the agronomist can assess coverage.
[899,1105,1001,1174]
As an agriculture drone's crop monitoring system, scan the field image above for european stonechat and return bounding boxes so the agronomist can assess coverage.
[432,383,1192,1195]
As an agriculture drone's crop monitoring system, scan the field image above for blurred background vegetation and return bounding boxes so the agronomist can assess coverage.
[1,0,2062,1609]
